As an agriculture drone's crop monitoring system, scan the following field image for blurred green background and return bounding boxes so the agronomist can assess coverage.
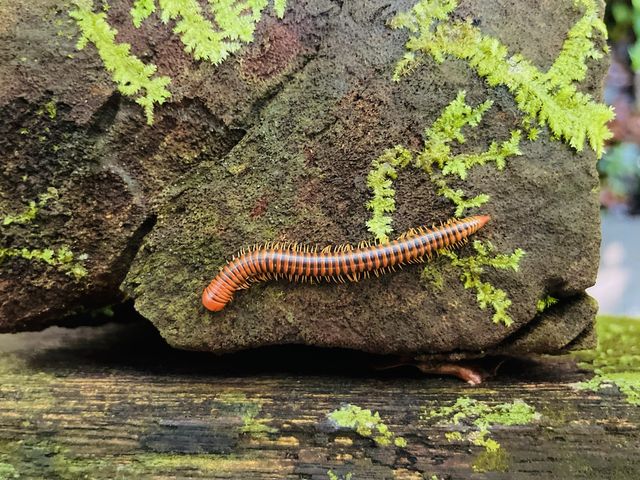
[588,1,640,317]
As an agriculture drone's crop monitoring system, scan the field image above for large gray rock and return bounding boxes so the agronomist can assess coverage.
[1,0,607,359]
[123,0,607,355]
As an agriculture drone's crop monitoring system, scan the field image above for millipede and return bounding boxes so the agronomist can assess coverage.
[202,214,490,312]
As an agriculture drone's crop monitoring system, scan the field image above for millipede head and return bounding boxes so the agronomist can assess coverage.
[202,288,228,312]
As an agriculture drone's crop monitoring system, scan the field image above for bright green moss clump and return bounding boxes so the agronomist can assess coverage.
[574,316,640,405]
[365,146,412,242]
[2,187,58,226]
[390,0,613,157]
[327,404,407,448]
[74,0,287,123]
[1,189,88,280]
[366,91,522,239]
[422,397,539,472]
[365,92,524,326]
[536,295,559,313]
[157,0,270,64]
[439,241,525,326]
[214,392,277,437]
[70,0,171,125]
[0,246,88,281]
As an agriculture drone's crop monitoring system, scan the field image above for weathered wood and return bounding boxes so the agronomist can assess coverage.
[0,322,639,479]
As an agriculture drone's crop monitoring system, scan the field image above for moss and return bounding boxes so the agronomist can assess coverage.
[365,92,525,326]
[2,187,58,226]
[36,100,58,120]
[0,462,18,480]
[439,241,525,326]
[365,145,412,242]
[536,295,559,313]
[0,438,259,479]
[472,447,509,473]
[328,471,353,480]
[390,0,613,157]
[574,316,640,405]
[366,92,521,238]
[421,396,539,472]
[327,404,407,448]
[157,0,280,65]
[70,0,172,124]
[1,188,88,281]
[0,246,88,280]
[214,392,277,437]
[131,0,155,27]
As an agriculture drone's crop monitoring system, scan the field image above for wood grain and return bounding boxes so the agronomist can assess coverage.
[0,322,638,479]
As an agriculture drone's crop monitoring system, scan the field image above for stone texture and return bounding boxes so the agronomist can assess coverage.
[1,0,606,359]
[0,0,321,330]
[123,1,604,355]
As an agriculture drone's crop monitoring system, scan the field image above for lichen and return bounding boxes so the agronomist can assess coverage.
[421,397,540,472]
[391,0,613,157]
[573,315,640,405]
[273,0,286,18]
[365,92,525,326]
[70,0,171,125]
[327,404,407,448]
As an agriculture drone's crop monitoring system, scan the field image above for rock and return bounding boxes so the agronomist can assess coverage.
[124,0,609,355]
[0,0,319,330]
[2,0,609,359]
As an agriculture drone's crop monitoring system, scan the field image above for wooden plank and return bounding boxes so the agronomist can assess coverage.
[0,322,638,479]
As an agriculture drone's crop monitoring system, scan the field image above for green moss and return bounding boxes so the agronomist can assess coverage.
[70,0,172,124]
[37,100,58,120]
[214,392,277,437]
[328,471,353,480]
[131,0,156,27]
[536,295,559,313]
[157,0,274,65]
[472,447,509,473]
[422,397,539,472]
[365,145,412,242]
[365,92,524,326]
[574,316,640,405]
[390,0,613,157]
[439,241,525,326]
[0,246,88,281]
[327,404,407,448]
[2,187,58,226]
[0,437,258,479]
[1,188,88,281]
[273,0,286,18]
[0,462,18,480]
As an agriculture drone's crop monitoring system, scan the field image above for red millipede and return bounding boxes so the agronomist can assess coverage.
[202,215,490,312]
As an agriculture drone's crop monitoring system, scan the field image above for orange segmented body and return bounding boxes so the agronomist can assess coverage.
[202,215,490,312]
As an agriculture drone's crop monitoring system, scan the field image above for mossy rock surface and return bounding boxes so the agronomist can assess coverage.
[0,0,318,330]
[123,0,604,355]
[1,0,605,357]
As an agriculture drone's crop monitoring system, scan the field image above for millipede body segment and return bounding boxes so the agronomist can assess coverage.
[202,215,490,312]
